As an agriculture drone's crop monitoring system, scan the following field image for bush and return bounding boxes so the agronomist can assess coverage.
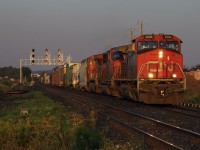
[2,80,12,87]
[0,81,12,92]
[183,90,200,104]
[70,126,102,150]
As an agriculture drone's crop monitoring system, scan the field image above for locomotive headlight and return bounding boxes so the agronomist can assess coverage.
[159,51,163,58]
[148,73,154,78]
[172,73,177,78]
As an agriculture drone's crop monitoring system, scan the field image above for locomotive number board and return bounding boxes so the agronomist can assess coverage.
[144,35,154,39]
[164,35,173,39]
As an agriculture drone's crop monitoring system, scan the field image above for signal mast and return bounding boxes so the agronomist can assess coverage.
[30,49,35,64]
[20,48,69,83]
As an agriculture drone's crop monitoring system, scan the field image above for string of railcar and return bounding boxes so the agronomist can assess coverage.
[50,33,186,105]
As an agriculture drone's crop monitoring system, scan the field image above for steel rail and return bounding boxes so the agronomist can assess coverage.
[71,93,200,138]
[163,108,200,118]
[59,92,183,150]
[42,86,199,149]
[174,105,200,112]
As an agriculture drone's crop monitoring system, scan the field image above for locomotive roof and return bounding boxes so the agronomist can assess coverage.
[106,44,131,53]
[133,34,182,43]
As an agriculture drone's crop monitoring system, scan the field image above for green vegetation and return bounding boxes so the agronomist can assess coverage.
[183,90,200,104]
[0,66,32,81]
[183,74,200,104]
[184,64,200,72]
[0,80,13,93]
[0,91,103,149]
[0,90,146,149]
[70,126,102,150]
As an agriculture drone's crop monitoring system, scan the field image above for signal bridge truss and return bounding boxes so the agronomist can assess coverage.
[20,55,72,83]
[20,57,68,66]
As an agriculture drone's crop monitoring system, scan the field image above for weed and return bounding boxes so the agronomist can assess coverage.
[70,126,102,150]
[2,81,12,87]
[89,110,96,130]
[183,90,200,104]
[0,91,71,149]
[0,90,145,149]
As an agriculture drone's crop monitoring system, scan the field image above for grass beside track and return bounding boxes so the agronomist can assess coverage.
[0,91,103,149]
[0,90,144,150]
[183,90,200,104]
[0,81,12,93]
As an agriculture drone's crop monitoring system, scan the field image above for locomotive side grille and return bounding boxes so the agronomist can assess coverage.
[89,70,96,80]
[113,66,136,80]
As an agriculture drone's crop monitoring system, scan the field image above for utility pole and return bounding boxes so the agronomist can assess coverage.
[140,20,143,36]
[20,59,23,83]
[130,25,134,41]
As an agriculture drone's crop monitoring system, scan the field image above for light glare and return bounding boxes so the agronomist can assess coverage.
[172,73,177,78]
[159,51,163,58]
[148,73,153,78]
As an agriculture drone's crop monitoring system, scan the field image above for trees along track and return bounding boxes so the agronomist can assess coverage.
[41,86,200,150]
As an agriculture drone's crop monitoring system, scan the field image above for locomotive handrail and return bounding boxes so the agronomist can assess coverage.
[175,63,186,90]
[137,63,148,90]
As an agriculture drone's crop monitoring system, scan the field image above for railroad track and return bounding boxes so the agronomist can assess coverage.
[68,93,200,149]
[72,89,200,134]
[163,106,200,118]
[41,86,200,150]
[6,90,29,95]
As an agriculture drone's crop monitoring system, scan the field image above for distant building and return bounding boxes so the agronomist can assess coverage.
[31,73,40,78]
[3,76,8,79]
[41,73,50,84]
[185,70,200,80]
[44,73,50,84]
[10,78,15,82]
[3,76,10,81]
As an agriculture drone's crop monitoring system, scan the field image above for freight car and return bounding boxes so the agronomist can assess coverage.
[51,65,66,86]
[51,34,186,104]
[64,63,81,89]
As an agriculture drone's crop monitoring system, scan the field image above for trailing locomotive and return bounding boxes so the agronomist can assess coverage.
[50,34,186,104]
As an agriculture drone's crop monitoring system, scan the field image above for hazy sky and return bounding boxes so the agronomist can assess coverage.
[0,0,200,70]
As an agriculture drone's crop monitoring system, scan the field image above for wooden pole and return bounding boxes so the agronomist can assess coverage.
[20,59,23,83]
[140,20,143,36]
[130,25,134,41]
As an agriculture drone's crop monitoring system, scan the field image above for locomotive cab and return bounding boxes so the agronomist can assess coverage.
[135,34,186,104]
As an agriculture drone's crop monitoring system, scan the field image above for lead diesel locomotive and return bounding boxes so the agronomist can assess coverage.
[51,34,186,104]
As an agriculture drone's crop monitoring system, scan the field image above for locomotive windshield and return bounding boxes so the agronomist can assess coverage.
[137,41,158,51]
[160,41,179,51]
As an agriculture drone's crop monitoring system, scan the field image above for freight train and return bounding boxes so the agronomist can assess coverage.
[50,34,186,104]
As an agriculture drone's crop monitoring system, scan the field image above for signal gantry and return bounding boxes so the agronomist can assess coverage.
[20,48,72,83]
